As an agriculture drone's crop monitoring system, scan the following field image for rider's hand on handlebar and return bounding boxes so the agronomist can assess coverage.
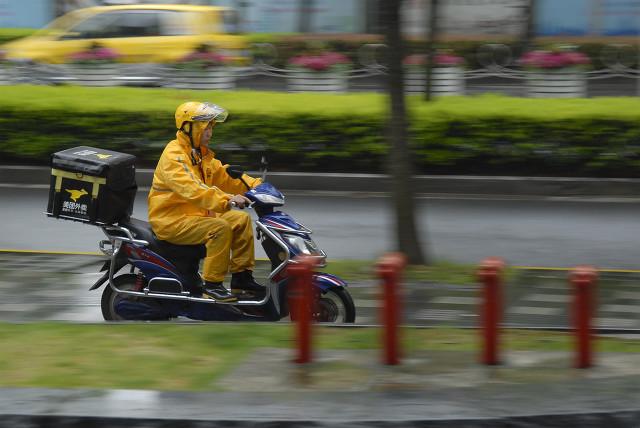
[229,194,251,209]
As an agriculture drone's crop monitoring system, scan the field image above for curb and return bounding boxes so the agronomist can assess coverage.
[1,387,639,428]
[3,165,640,196]
[2,411,640,428]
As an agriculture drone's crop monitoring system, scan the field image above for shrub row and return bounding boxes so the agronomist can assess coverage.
[2,86,640,177]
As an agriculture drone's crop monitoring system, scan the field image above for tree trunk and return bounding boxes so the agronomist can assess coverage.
[383,0,428,265]
[365,0,382,34]
[521,0,536,54]
[299,0,314,33]
[424,0,440,101]
[234,0,249,34]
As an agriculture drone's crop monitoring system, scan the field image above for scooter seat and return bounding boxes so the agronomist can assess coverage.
[119,217,206,260]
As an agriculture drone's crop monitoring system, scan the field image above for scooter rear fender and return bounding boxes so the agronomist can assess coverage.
[89,258,128,290]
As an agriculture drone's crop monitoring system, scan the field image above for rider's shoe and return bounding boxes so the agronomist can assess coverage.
[202,281,237,302]
[231,270,264,291]
[231,270,265,297]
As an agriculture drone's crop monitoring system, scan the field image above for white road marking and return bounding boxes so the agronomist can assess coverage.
[354,299,380,308]
[430,296,479,305]
[600,305,640,314]
[615,291,640,300]
[415,309,465,320]
[509,306,563,316]
[524,294,570,303]
[594,317,638,328]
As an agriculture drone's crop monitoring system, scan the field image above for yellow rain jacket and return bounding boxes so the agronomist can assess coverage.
[148,130,262,282]
[148,131,261,238]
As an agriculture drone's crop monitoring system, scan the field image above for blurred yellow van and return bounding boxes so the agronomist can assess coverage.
[1,4,249,64]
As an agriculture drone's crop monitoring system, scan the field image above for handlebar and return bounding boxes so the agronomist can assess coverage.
[230,200,255,209]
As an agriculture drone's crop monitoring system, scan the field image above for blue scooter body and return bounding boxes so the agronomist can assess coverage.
[98,181,352,322]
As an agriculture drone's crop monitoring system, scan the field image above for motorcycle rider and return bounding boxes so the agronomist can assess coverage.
[148,101,264,302]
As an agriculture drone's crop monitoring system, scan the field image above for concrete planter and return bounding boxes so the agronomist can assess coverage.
[526,70,587,98]
[168,67,235,90]
[0,65,9,85]
[287,70,348,92]
[405,67,465,96]
[69,64,118,87]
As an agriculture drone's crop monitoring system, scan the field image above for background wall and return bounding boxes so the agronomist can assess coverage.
[2,0,640,38]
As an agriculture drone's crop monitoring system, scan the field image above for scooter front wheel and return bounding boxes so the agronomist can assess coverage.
[315,288,356,323]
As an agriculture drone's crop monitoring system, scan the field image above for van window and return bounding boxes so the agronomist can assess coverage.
[63,10,194,39]
[63,11,124,39]
[159,11,194,36]
[112,11,161,37]
[222,10,240,34]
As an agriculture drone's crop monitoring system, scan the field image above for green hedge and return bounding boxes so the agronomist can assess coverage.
[3,86,640,177]
[0,28,37,46]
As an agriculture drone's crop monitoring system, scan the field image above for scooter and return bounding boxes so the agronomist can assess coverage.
[90,165,356,323]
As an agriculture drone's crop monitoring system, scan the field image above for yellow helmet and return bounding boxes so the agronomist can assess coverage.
[175,101,228,130]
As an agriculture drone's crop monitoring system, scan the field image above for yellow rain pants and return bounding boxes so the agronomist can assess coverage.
[148,131,261,282]
[159,210,255,282]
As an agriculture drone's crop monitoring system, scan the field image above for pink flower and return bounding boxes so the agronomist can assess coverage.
[541,52,566,69]
[520,51,546,67]
[519,50,591,69]
[177,46,228,70]
[564,51,590,65]
[321,52,350,64]
[69,52,92,62]
[435,54,464,66]
[403,54,426,66]
[402,53,464,67]
[68,46,119,64]
[93,47,119,61]
[288,52,352,72]
[181,51,226,65]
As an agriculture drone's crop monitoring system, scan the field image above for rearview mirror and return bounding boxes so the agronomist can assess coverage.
[226,165,244,179]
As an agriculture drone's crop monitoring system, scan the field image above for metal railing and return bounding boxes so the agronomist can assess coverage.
[2,43,638,96]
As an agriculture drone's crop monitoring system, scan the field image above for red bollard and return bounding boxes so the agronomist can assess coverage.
[570,266,598,369]
[287,256,318,364]
[376,252,407,365]
[477,257,505,366]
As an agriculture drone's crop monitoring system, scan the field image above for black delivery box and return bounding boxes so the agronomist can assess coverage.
[47,146,137,224]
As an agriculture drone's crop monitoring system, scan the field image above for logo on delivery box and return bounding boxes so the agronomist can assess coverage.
[66,188,87,202]
[73,149,112,160]
[62,188,89,216]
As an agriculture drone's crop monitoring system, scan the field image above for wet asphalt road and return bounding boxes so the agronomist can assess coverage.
[2,188,640,326]
[2,251,640,328]
[0,187,640,329]
[2,187,640,269]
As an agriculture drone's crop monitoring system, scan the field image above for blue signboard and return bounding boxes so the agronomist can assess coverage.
[537,0,640,36]
[537,0,590,36]
[600,0,640,36]
[0,0,53,28]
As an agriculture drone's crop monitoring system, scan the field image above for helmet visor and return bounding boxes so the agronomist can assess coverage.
[192,102,228,123]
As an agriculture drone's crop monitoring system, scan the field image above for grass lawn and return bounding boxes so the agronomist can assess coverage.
[320,259,516,284]
[0,322,638,391]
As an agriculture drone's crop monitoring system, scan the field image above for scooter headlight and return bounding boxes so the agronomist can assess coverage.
[282,233,321,256]
[252,193,285,205]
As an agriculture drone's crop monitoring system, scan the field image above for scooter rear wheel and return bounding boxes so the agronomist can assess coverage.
[101,274,170,321]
